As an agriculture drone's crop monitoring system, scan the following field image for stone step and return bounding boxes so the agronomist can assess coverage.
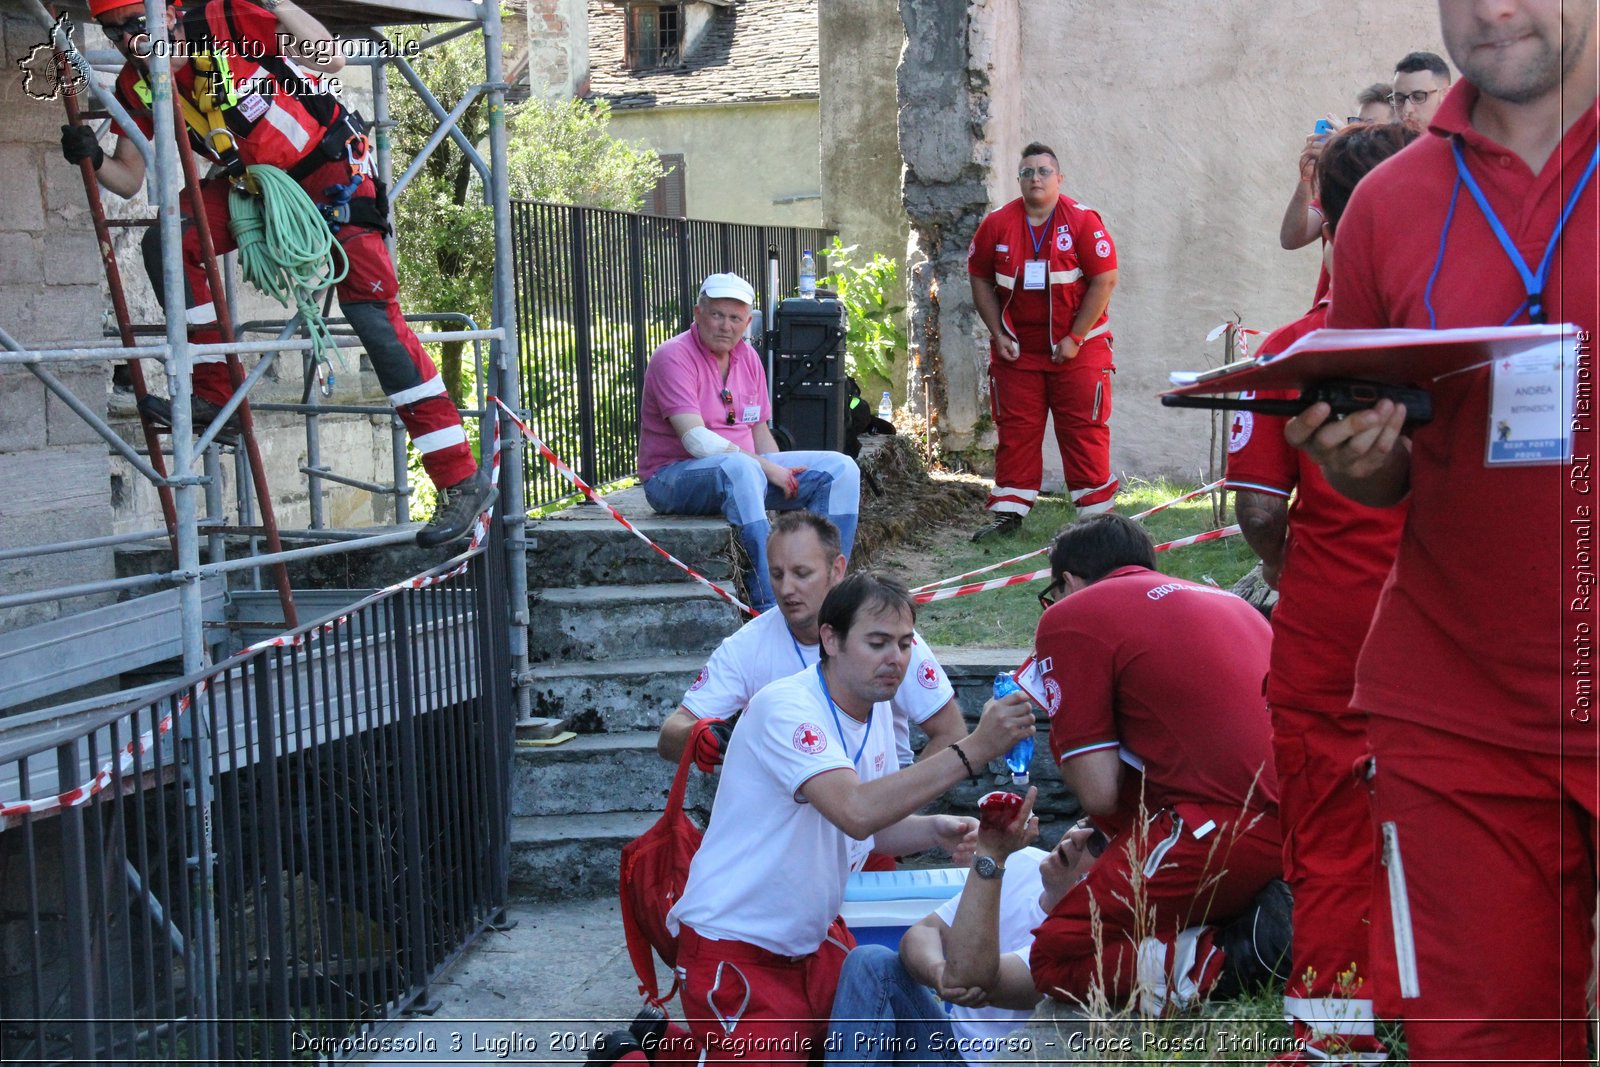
[528,490,738,589]
[528,583,742,664]
[509,811,664,899]
[511,733,717,818]
[525,654,704,733]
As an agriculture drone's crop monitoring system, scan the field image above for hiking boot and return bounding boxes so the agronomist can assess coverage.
[1213,878,1294,999]
[971,511,1023,543]
[416,468,497,548]
[137,393,241,447]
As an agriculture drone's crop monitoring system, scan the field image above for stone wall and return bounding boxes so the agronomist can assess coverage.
[0,10,117,633]
[523,0,589,99]
[900,0,1445,481]
[818,0,909,394]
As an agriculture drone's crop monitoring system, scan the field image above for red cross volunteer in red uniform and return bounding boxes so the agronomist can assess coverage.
[67,0,493,547]
[967,141,1120,542]
[665,573,1034,1062]
[1027,515,1287,1012]
[1287,2,1598,1060]
[1226,122,1417,1063]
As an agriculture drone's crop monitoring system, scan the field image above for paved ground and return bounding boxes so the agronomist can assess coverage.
[360,896,661,1066]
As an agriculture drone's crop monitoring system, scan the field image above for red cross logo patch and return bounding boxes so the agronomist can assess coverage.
[1056,225,1072,252]
[917,659,939,689]
[1043,678,1063,718]
[793,722,828,755]
[1227,410,1254,453]
[689,667,708,691]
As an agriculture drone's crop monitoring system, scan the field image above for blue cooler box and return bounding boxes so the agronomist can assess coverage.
[840,867,969,950]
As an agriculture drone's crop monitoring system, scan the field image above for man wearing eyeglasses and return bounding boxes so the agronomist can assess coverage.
[1028,515,1288,1012]
[966,142,1120,542]
[638,273,861,613]
[1390,50,1452,132]
[62,0,496,548]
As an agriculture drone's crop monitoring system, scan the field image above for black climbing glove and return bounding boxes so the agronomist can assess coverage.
[61,125,104,171]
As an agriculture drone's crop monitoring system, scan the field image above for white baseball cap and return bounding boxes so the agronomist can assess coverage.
[698,272,755,305]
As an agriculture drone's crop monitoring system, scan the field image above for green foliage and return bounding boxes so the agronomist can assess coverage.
[821,236,906,387]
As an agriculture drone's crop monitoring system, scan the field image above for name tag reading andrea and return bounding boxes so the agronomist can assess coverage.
[1486,338,1574,466]
[1022,259,1047,291]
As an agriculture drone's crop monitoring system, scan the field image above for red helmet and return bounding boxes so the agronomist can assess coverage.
[89,0,172,21]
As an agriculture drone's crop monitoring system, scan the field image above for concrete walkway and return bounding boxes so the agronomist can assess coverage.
[362,896,660,1066]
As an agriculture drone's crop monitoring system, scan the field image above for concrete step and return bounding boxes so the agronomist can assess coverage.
[528,583,742,664]
[525,654,704,733]
[528,490,737,589]
[509,811,666,899]
[512,733,717,818]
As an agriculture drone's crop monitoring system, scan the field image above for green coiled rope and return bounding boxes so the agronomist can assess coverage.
[229,164,349,376]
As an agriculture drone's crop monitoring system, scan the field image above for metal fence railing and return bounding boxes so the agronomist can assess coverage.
[511,201,834,509]
[0,544,514,1064]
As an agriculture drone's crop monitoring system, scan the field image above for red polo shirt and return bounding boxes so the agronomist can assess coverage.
[1036,566,1277,815]
[1223,302,1407,714]
[1328,82,1598,752]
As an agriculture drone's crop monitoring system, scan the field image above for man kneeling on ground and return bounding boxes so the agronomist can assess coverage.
[665,573,1036,1062]
[1028,514,1289,1011]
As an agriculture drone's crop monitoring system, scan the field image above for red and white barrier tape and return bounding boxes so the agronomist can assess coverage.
[911,523,1243,605]
[491,397,755,617]
[910,480,1225,593]
[0,417,504,827]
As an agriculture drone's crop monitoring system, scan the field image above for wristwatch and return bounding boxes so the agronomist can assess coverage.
[973,855,1005,880]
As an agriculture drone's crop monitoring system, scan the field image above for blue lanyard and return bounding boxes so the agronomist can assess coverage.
[789,631,813,670]
[814,663,869,768]
[1026,205,1056,258]
[1434,139,1599,327]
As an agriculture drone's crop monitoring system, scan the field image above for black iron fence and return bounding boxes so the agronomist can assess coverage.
[511,201,834,509]
[0,546,514,1064]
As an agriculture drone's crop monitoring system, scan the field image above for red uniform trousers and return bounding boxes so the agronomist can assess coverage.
[1366,715,1597,1066]
[677,923,853,1064]
[1272,704,1391,1058]
[142,161,475,489]
[986,342,1116,517]
[1030,803,1281,1012]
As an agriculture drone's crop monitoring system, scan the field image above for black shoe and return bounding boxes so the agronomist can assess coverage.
[1213,878,1294,999]
[629,1004,668,1049]
[971,512,1023,542]
[417,468,498,548]
[137,394,241,447]
[585,1031,646,1066]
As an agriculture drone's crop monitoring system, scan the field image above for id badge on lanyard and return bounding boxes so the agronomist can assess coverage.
[1486,340,1576,466]
[1447,141,1597,466]
[1023,260,1047,291]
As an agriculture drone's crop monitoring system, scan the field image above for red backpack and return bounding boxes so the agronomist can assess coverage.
[619,742,702,1007]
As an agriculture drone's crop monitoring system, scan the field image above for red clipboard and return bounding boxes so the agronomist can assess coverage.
[1164,324,1576,397]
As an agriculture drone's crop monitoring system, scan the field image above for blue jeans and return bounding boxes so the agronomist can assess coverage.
[824,945,960,1067]
[643,450,860,611]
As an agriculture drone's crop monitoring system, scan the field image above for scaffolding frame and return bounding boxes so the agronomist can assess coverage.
[9,0,530,718]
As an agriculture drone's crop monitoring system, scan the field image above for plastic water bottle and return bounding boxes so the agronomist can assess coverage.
[993,673,1033,786]
[799,249,816,298]
[877,391,893,420]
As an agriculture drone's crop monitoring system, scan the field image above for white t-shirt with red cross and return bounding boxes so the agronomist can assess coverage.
[667,665,899,956]
[681,605,956,768]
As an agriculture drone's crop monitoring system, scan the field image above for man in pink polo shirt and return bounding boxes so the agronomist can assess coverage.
[638,273,860,612]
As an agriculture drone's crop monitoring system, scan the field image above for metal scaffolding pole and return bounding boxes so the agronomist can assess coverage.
[480,0,531,723]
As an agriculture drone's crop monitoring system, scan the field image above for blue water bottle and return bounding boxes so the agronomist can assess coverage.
[992,672,1033,785]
